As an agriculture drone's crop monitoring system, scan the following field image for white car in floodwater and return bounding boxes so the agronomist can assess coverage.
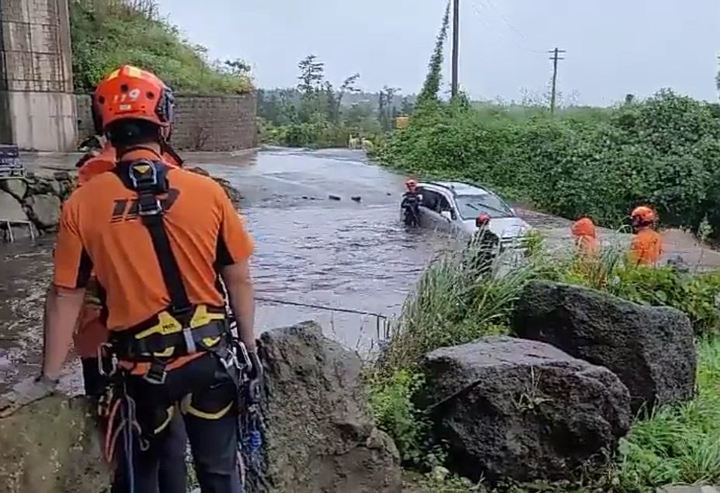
[410,181,532,249]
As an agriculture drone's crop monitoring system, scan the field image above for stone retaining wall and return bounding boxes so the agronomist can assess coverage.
[0,173,73,240]
[75,93,258,152]
[0,167,242,241]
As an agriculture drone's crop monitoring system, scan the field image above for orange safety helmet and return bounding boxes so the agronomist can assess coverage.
[571,217,597,238]
[631,206,657,228]
[92,65,175,140]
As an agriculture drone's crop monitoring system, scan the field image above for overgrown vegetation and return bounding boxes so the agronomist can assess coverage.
[379,91,720,238]
[369,235,720,492]
[258,55,415,148]
[70,0,253,94]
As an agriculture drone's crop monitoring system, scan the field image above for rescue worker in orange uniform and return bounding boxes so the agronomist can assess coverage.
[629,206,663,266]
[7,66,257,492]
[401,179,422,227]
[571,217,600,257]
[72,127,188,492]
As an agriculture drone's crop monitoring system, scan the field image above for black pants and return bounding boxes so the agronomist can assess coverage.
[110,352,242,493]
[82,358,189,493]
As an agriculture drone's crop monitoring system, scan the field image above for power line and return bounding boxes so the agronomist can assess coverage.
[549,47,566,114]
[470,0,545,54]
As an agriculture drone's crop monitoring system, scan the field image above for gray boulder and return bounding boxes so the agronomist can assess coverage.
[25,177,55,196]
[0,179,27,201]
[253,322,402,493]
[24,194,61,230]
[0,396,110,493]
[422,336,630,484]
[512,281,696,412]
[0,190,29,223]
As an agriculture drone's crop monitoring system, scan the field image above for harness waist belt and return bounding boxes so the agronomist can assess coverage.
[110,306,227,360]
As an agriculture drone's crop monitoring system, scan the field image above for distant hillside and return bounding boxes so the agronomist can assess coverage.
[69,0,253,95]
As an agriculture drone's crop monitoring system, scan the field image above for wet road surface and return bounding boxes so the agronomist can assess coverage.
[3,147,720,393]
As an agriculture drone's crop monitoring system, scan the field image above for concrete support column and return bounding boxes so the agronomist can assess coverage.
[0,0,77,151]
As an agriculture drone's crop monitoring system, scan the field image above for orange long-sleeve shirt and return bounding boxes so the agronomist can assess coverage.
[629,229,663,266]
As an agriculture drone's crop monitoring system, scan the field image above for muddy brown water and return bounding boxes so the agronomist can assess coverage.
[2,147,719,393]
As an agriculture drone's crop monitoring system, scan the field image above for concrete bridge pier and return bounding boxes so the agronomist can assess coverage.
[0,0,77,151]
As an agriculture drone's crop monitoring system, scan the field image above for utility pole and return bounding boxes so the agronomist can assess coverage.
[548,47,566,114]
[451,0,460,98]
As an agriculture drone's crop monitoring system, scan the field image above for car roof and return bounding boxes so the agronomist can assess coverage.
[420,181,491,197]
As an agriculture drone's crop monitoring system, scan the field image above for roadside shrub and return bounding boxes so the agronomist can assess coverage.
[380,242,536,373]
[368,369,429,465]
[267,121,352,148]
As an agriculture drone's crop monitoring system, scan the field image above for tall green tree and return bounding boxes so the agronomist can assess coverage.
[417,1,451,106]
[297,55,325,95]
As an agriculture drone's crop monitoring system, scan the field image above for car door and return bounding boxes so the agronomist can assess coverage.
[418,188,456,233]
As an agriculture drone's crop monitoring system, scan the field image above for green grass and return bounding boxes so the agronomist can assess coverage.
[70,0,253,94]
[380,240,533,374]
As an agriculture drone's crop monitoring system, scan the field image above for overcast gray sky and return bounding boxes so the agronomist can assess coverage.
[156,0,720,106]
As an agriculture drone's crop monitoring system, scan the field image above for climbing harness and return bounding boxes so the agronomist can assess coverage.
[94,158,270,492]
[111,159,230,382]
[94,158,243,491]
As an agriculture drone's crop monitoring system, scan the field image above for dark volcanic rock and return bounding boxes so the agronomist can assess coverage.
[423,336,631,484]
[253,322,402,493]
[513,280,696,412]
[0,396,110,493]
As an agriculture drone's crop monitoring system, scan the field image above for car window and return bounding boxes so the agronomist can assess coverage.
[420,189,453,213]
[455,194,513,219]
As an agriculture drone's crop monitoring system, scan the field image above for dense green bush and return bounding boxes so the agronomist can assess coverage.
[379,91,720,236]
[70,0,252,94]
[368,369,429,464]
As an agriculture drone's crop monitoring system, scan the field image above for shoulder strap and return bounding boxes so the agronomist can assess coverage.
[114,159,192,317]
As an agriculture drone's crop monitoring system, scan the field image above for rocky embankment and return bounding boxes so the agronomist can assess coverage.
[419,280,696,487]
[0,283,699,492]
[0,167,241,240]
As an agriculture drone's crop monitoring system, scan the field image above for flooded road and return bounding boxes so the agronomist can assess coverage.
[204,148,453,350]
[3,147,720,392]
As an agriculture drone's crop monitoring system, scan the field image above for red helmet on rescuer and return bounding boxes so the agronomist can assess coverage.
[92,65,175,140]
[475,213,491,228]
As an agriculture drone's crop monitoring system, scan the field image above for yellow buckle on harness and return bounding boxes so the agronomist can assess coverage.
[190,305,225,348]
[132,305,225,357]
